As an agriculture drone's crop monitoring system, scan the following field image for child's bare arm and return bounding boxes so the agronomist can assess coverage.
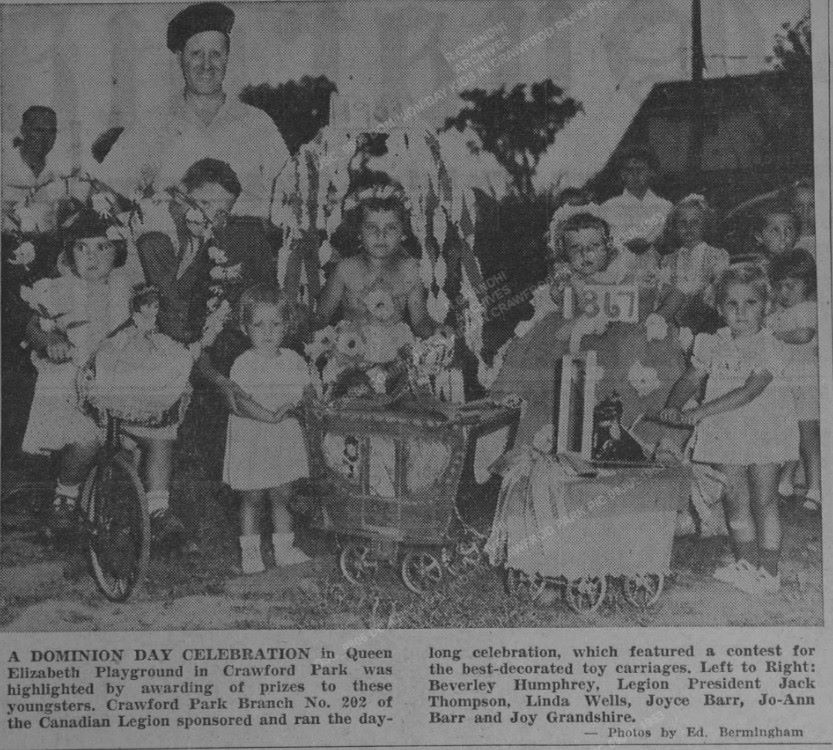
[407,282,435,338]
[194,350,253,416]
[771,328,815,345]
[26,315,71,362]
[233,393,283,423]
[684,370,772,425]
[315,264,346,327]
[660,365,707,423]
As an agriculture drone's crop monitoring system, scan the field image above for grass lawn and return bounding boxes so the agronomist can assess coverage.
[0,372,824,632]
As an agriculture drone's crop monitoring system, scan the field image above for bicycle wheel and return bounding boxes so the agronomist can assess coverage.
[82,451,149,602]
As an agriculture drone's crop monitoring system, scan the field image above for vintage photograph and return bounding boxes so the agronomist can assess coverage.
[0,0,823,632]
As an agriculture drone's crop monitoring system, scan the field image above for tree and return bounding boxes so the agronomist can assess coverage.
[443,81,581,195]
[240,75,337,155]
[752,11,813,173]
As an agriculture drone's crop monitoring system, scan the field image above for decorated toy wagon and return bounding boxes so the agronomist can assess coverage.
[303,395,520,594]
[301,328,521,593]
[488,351,691,614]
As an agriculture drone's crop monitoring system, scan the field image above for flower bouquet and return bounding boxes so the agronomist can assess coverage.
[306,320,415,406]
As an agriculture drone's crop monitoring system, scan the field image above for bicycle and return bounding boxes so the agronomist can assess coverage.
[79,412,149,602]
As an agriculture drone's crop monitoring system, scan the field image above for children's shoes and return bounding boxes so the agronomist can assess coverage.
[240,534,265,574]
[272,533,311,566]
[712,558,758,588]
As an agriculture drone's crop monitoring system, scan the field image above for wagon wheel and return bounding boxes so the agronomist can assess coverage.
[623,573,664,608]
[564,575,607,614]
[503,568,547,602]
[338,544,378,585]
[443,537,485,577]
[401,550,444,594]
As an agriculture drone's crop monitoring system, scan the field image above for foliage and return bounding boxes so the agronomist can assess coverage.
[240,75,337,155]
[752,11,813,173]
[443,81,581,196]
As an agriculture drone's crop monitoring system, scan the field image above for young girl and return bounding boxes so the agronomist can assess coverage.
[492,208,684,449]
[790,178,816,255]
[767,250,820,510]
[656,195,729,331]
[661,264,799,593]
[21,206,131,530]
[315,184,433,338]
[223,284,312,573]
[740,206,799,265]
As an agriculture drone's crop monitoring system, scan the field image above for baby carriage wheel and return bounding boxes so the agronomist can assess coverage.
[81,452,149,603]
[623,573,664,608]
[338,544,378,585]
[564,575,607,615]
[503,568,547,602]
[443,536,485,577]
[401,550,444,594]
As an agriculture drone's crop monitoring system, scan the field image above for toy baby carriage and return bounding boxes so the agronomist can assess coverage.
[303,397,521,593]
[75,322,193,601]
[489,352,691,613]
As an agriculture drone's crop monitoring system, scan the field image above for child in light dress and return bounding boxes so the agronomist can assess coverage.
[656,195,728,333]
[223,284,312,573]
[21,206,130,530]
[662,264,798,594]
[767,250,820,510]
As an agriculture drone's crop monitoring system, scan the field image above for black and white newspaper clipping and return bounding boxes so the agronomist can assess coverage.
[1,0,831,747]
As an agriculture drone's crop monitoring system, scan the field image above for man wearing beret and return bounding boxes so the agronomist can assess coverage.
[99,2,289,219]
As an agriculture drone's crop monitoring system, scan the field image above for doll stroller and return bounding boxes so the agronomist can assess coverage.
[495,351,690,613]
[303,397,521,593]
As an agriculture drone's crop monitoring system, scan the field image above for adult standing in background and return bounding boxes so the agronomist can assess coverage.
[2,106,75,236]
[601,145,672,255]
[98,2,290,219]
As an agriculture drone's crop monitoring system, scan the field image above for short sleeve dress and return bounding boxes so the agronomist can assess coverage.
[22,273,131,454]
[690,327,799,465]
[766,301,819,421]
[223,348,311,491]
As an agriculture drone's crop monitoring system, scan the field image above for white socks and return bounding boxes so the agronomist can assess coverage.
[147,489,169,514]
[272,533,311,566]
[240,534,265,574]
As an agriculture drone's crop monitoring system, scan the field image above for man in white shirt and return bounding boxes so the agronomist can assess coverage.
[99,2,290,219]
[2,106,75,234]
[602,145,672,254]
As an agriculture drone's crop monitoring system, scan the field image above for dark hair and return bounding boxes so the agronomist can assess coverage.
[131,283,160,313]
[617,144,658,172]
[768,249,817,298]
[22,105,56,125]
[62,207,127,270]
[752,204,799,236]
[713,263,769,307]
[182,158,241,198]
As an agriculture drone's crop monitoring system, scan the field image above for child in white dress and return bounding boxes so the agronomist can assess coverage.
[662,264,798,594]
[656,195,729,331]
[767,250,820,510]
[223,284,312,573]
[21,207,130,530]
